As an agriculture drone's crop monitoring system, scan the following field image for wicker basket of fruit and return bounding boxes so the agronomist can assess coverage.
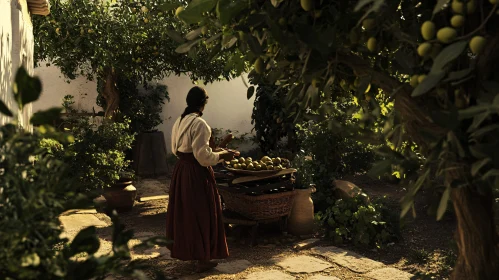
[223,156,291,175]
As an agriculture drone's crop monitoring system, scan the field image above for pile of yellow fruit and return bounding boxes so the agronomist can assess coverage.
[225,156,290,171]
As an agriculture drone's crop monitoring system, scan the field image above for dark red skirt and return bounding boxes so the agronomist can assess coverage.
[166,152,229,261]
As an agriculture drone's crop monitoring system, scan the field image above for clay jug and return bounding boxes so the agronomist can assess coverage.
[287,186,316,236]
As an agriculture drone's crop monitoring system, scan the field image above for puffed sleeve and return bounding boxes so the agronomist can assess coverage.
[191,119,221,167]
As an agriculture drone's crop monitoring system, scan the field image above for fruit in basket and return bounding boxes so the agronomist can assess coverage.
[261,156,272,162]
[266,165,274,170]
[255,164,262,171]
[240,163,247,170]
[247,163,255,170]
[252,161,259,166]
[246,157,253,163]
[231,159,238,165]
[272,157,282,165]
[238,157,246,163]
[233,163,241,169]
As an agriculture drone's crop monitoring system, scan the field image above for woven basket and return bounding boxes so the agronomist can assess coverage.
[219,189,296,220]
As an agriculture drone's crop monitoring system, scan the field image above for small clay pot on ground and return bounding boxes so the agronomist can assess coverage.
[103,179,137,213]
[287,186,316,236]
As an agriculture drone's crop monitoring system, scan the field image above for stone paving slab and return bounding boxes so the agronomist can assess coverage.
[307,275,341,280]
[244,270,295,280]
[216,260,252,274]
[275,255,332,274]
[366,267,413,280]
[294,238,321,251]
[60,214,108,230]
[312,246,383,273]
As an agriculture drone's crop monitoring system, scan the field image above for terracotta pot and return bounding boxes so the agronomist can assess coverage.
[287,186,316,236]
[103,180,137,212]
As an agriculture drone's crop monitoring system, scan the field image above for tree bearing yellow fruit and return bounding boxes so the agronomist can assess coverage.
[437,27,457,44]
[410,75,419,88]
[417,42,432,57]
[421,21,436,40]
[300,0,313,11]
[254,58,264,74]
[451,15,465,28]
[367,37,377,52]
[175,6,184,17]
[452,0,476,14]
[362,18,376,31]
[201,26,209,35]
[469,36,486,54]
[418,74,427,84]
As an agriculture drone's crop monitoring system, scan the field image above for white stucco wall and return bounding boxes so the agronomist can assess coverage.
[33,65,256,153]
[0,0,35,129]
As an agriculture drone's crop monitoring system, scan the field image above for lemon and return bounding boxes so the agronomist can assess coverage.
[418,75,427,84]
[300,0,313,11]
[239,157,246,163]
[469,36,486,54]
[240,163,247,170]
[267,165,274,170]
[233,163,241,169]
[254,58,264,74]
[362,19,376,31]
[231,159,238,165]
[452,0,476,14]
[246,157,253,162]
[451,15,465,28]
[367,37,377,52]
[421,21,436,40]
[417,43,432,57]
[262,156,272,162]
[437,27,457,44]
[247,163,255,170]
[255,165,262,171]
[410,75,419,88]
[273,157,282,165]
[175,7,184,17]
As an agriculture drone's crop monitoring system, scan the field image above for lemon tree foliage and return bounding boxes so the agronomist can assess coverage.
[168,0,499,278]
[33,0,234,117]
[0,68,167,280]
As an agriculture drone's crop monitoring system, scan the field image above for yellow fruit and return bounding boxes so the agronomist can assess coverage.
[231,159,238,165]
[143,18,149,23]
[141,6,148,13]
[255,165,261,171]
[247,163,255,170]
[421,21,436,40]
[238,157,246,163]
[418,75,427,84]
[410,75,419,88]
[362,19,376,31]
[175,6,184,17]
[246,157,253,162]
[451,15,465,28]
[262,156,272,162]
[452,0,476,14]
[233,164,241,169]
[417,42,432,57]
[240,163,247,170]
[300,0,314,11]
[56,28,61,35]
[350,29,360,44]
[367,37,377,52]
[201,26,209,35]
[279,17,287,26]
[469,36,486,54]
[267,165,274,170]
[252,161,259,166]
[272,157,282,165]
[437,27,457,44]
[254,58,264,74]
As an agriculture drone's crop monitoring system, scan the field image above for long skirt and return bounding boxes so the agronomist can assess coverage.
[166,152,229,261]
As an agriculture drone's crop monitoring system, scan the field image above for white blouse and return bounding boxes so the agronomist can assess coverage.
[171,113,221,167]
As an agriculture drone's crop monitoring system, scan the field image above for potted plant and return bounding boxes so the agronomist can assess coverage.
[103,170,137,212]
[287,154,317,236]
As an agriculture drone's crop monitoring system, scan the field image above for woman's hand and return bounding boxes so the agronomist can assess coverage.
[218,149,239,161]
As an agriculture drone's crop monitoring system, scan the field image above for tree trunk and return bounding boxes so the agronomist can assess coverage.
[101,69,120,119]
[450,186,499,280]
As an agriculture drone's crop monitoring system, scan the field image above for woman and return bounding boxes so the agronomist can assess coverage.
[166,86,237,273]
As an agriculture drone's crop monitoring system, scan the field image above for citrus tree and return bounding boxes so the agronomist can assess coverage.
[167,0,499,278]
[33,0,233,117]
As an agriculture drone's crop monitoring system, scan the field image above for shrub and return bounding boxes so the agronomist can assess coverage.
[315,196,399,248]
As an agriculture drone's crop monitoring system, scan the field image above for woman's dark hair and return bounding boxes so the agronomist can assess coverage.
[181,86,209,119]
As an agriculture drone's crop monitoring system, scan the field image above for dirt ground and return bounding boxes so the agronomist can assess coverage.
[113,174,457,279]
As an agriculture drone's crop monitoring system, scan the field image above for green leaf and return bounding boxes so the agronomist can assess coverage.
[13,67,42,109]
[368,160,392,178]
[185,27,202,41]
[431,41,467,73]
[400,195,415,218]
[443,68,473,83]
[178,0,217,25]
[470,124,499,138]
[175,39,201,54]
[411,72,445,97]
[158,3,181,11]
[247,86,255,100]
[458,105,489,120]
[246,35,263,55]
[30,107,63,126]
[216,0,247,25]
[70,226,100,255]
[0,99,13,117]
[222,35,238,49]
[436,186,450,221]
[471,158,490,177]
[433,0,451,15]
[467,111,489,132]
[447,131,465,158]
[482,169,499,180]
[205,33,222,44]
[165,29,185,43]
